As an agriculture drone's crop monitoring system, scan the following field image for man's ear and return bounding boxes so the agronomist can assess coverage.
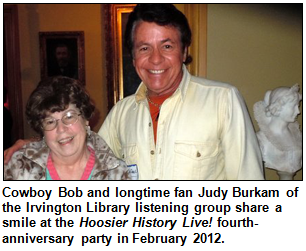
[183,47,188,62]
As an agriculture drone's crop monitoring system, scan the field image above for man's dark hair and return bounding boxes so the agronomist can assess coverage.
[26,76,95,136]
[125,4,192,64]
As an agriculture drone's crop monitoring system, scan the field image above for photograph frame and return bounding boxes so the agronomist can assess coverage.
[39,31,85,85]
[105,4,139,111]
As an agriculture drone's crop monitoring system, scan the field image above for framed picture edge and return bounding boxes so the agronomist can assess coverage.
[105,4,136,111]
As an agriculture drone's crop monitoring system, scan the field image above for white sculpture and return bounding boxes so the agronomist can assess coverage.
[254,84,302,180]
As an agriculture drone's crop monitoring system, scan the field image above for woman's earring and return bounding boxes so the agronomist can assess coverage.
[86,125,91,138]
[42,136,47,148]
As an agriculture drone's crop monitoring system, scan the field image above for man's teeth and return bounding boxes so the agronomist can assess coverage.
[58,137,74,144]
[149,69,165,74]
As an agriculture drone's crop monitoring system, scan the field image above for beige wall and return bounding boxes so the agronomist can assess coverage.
[17,4,106,137]
[206,4,302,180]
[16,4,302,180]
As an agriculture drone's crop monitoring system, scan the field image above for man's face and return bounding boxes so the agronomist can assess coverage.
[133,22,187,96]
[55,46,69,67]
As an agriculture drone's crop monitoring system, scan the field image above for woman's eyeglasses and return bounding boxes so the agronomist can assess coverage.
[42,111,82,131]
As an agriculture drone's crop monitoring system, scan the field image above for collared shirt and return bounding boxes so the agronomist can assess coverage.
[99,66,264,180]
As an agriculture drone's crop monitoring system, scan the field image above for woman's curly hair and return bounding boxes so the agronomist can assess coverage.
[26,76,95,136]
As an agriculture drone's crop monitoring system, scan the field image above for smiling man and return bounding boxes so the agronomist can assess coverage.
[99,4,264,180]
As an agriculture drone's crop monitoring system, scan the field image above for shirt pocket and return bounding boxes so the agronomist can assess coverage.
[121,144,138,166]
[174,141,220,180]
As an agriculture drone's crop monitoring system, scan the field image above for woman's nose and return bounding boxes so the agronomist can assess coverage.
[56,120,68,133]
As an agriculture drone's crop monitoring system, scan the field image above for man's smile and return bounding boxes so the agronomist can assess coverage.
[149,69,165,74]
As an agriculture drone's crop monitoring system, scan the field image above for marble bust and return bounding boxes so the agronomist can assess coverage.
[253,84,302,179]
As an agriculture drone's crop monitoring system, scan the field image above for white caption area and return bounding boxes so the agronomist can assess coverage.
[0,180,305,250]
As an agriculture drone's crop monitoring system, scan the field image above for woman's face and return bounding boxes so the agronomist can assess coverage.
[43,104,88,159]
[279,99,300,123]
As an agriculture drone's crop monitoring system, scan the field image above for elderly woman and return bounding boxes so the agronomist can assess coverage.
[4,77,131,180]
[253,84,302,178]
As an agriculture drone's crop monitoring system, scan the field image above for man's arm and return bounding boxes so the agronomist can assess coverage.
[98,106,122,159]
[4,139,36,164]
[221,87,264,180]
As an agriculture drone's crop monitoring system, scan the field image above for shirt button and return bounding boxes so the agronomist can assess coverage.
[150,150,155,155]
[149,122,152,127]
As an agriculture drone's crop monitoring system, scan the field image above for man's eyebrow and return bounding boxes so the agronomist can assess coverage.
[135,38,175,47]
[134,41,150,47]
[160,38,174,44]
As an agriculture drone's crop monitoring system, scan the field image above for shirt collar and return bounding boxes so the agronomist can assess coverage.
[135,64,191,104]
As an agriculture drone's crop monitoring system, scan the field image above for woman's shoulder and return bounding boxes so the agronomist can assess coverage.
[87,131,113,151]
[6,141,42,163]
[88,132,131,180]
[4,143,46,180]
[90,155,130,180]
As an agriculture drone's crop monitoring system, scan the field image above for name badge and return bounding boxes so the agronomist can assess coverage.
[127,164,139,180]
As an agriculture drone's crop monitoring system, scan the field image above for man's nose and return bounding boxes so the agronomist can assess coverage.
[149,49,164,64]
